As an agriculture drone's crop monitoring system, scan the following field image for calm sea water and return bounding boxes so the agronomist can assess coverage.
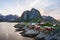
[0,22,34,40]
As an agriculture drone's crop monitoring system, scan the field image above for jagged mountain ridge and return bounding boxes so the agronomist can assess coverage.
[17,8,57,22]
[0,14,19,22]
[18,8,42,22]
[0,8,58,22]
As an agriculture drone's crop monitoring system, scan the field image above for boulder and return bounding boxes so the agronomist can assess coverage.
[21,29,38,38]
[35,30,60,40]
[14,24,25,28]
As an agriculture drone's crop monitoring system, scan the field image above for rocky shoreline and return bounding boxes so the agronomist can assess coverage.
[14,23,60,40]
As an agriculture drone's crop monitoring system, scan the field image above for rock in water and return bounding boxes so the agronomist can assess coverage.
[21,29,38,38]
[14,23,26,32]
[35,31,46,40]
[35,30,60,40]
[14,24,25,28]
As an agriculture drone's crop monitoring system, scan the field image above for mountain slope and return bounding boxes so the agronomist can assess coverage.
[18,8,42,22]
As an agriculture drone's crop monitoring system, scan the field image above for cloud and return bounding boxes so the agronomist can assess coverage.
[33,0,53,10]
[0,0,60,18]
[48,9,60,19]
[41,8,60,19]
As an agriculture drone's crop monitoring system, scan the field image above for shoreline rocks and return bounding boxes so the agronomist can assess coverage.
[14,24,60,40]
[21,29,38,38]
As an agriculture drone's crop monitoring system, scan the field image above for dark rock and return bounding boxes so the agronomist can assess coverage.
[14,24,25,28]
[35,31,51,40]
[35,30,60,40]
[14,23,27,32]
[19,26,29,32]
[35,37,46,40]
[22,26,28,30]
[15,28,23,32]
[35,31,46,40]
[50,38,57,40]
[21,29,38,38]
[20,28,29,35]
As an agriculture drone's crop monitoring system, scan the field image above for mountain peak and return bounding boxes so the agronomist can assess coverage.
[31,8,39,12]
[19,8,42,22]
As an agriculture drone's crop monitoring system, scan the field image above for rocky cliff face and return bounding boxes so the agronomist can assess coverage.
[20,8,42,22]
[17,8,57,23]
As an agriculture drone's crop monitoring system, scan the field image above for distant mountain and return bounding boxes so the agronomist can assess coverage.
[5,15,19,22]
[0,8,58,23]
[44,8,60,20]
[17,8,42,22]
[0,14,19,22]
[0,14,4,21]
[42,16,57,23]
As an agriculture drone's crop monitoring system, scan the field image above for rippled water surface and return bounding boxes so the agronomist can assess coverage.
[0,22,34,40]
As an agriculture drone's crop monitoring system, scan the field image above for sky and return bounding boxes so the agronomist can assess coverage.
[0,0,60,19]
